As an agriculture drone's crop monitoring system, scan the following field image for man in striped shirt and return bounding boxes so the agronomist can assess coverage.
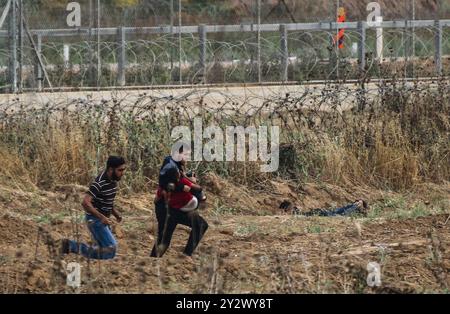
[61,156,126,260]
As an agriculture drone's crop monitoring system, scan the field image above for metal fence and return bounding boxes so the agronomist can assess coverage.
[1,0,450,93]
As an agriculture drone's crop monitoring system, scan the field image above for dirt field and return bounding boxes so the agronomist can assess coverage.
[0,175,448,294]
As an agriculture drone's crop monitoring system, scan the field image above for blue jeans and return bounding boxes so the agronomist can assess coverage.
[324,204,359,216]
[306,204,360,217]
[68,215,117,260]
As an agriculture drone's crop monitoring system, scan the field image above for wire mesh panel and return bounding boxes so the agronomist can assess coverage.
[0,36,8,88]
[443,27,450,75]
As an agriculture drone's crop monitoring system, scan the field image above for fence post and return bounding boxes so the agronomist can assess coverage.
[358,21,366,72]
[280,24,288,82]
[328,22,337,80]
[8,0,18,93]
[35,34,43,91]
[199,24,207,84]
[405,20,414,77]
[63,44,70,69]
[376,16,383,63]
[435,20,442,76]
[117,26,126,87]
[96,0,101,89]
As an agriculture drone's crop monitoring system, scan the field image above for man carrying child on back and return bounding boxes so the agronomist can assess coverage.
[150,142,208,258]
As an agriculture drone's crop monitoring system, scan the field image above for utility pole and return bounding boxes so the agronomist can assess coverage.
[412,0,415,54]
[88,0,94,86]
[178,0,182,85]
[18,0,23,92]
[97,0,101,89]
[256,0,261,83]
[336,0,339,80]
[435,0,443,19]
[0,0,12,29]
[4,0,52,92]
[170,0,174,73]
[411,0,415,77]
[403,0,416,77]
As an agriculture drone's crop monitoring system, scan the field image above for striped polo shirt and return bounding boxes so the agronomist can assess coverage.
[87,171,118,217]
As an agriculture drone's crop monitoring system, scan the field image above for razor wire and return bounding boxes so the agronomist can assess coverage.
[1,24,448,91]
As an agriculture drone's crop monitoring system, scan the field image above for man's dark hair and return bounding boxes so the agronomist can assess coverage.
[107,156,126,169]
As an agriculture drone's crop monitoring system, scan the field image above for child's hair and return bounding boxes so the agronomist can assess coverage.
[165,167,180,184]
[160,167,180,191]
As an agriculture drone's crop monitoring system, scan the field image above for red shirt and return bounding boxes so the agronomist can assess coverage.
[156,177,193,209]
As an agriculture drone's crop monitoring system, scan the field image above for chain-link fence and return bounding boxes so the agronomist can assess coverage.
[1,0,450,92]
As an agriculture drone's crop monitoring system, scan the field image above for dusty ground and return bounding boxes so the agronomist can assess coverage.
[0,175,449,294]
[1,77,448,116]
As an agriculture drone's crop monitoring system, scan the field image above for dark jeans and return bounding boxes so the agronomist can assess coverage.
[304,204,360,217]
[150,199,208,257]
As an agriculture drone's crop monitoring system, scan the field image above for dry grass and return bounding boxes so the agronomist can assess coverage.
[0,78,448,194]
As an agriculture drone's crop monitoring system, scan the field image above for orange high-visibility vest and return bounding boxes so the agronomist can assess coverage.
[335,7,346,49]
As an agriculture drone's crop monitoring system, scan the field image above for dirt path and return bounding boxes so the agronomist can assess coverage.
[1,80,443,115]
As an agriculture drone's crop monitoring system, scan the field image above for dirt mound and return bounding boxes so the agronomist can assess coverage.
[201,173,385,215]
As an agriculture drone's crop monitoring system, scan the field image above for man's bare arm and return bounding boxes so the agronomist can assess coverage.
[183,183,202,193]
[82,194,112,225]
[111,207,122,222]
